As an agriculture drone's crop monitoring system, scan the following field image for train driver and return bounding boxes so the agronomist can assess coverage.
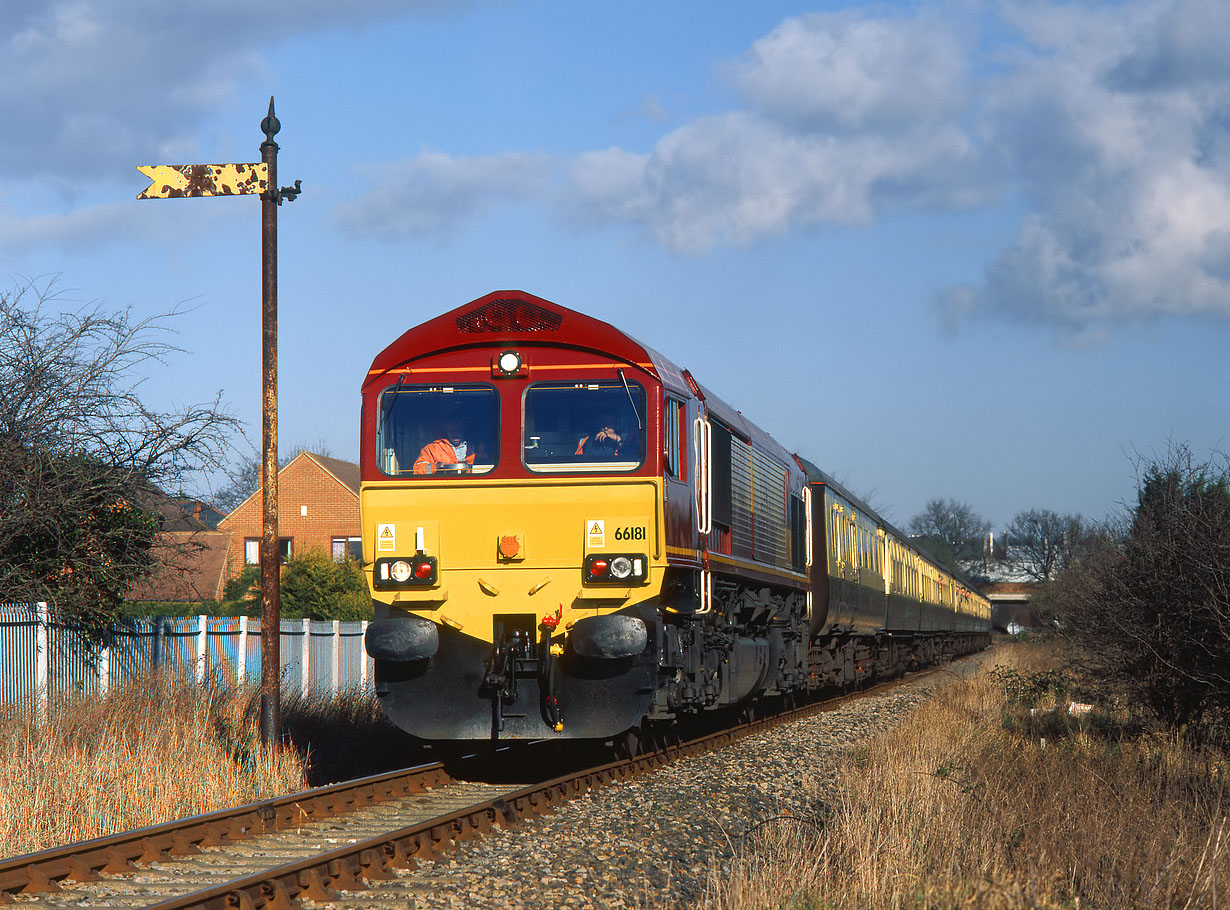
[575,413,625,458]
[413,418,477,474]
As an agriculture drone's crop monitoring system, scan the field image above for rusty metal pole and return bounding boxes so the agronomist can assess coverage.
[135,102,297,750]
[258,99,282,750]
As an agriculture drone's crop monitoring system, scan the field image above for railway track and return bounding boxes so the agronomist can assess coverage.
[1,668,944,910]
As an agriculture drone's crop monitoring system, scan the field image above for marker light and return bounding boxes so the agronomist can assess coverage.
[609,557,633,579]
[493,350,524,377]
[390,560,413,582]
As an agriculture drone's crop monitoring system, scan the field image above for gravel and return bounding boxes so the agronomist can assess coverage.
[347,657,989,910]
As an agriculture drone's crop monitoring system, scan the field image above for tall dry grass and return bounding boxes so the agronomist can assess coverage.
[702,643,1229,909]
[0,670,307,859]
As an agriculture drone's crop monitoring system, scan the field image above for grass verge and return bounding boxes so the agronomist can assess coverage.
[0,671,421,859]
[701,642,1228,909]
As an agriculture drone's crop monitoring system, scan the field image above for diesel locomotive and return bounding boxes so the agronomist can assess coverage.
[361,291,990,744]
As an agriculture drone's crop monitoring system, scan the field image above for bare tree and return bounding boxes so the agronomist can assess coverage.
[908,497,992,573]
[1003,508,1089,581]
[0,279,239,629]
[1046,444,1230,739]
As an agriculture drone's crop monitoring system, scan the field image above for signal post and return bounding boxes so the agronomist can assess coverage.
[138,99,301,750]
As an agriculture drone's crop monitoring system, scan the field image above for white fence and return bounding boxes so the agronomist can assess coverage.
[0,604,374,715]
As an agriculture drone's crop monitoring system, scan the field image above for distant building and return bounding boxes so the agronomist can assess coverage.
[980,581,1042,631]
[216,452,361,579]
[127,488,232,603]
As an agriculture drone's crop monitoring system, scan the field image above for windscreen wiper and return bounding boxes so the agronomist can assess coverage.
[617,368,643,430]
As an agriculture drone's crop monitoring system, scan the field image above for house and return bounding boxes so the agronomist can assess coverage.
[127,488,232,603]
[216,452,361,579]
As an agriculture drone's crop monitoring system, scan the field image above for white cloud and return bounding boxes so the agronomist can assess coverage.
[559,10,988,254]
[944,0,1230,335]
[337,150,553,240]
[0,1,473,183]
[727,10,969,133]
[565,111,980,253]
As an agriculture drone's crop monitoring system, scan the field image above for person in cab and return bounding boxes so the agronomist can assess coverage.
[414,419,476,474]
[575,415,625,458]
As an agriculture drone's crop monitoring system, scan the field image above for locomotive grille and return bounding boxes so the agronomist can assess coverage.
[729,437,790,566]
[456,298,563,333]
[751,448,789,565]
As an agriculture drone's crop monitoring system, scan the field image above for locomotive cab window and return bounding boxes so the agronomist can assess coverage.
[377,383,499,476]
[523,380,646,473]
[665,398,683,479]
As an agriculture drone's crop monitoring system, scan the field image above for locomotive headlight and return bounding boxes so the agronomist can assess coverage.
[390,560,413,583]
[584,552,647,584]
[494,350,523,377]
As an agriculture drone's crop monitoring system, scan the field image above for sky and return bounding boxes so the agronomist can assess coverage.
[2,0,1228,532]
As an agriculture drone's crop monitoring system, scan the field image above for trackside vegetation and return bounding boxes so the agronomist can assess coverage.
[0,670,418,859]
[701,446,1230,908]
[1042,444,1230,740]
[698,642,1228,909]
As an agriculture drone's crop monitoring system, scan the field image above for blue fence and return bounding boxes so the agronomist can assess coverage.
[0,604,374,714]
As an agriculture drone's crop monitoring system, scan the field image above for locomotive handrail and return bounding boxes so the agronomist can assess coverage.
[803,485,813,569]
[693,415,712,536]
[803,485,813,620]
[696,567,714,616]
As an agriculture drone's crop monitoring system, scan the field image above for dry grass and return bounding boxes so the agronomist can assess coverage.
[0,670,308,859]
[701,643,1229,910]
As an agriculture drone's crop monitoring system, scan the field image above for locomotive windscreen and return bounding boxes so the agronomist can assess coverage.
[377,383,499,476]
[523,381,645,473]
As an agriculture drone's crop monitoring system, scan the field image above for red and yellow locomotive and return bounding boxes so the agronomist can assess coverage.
[360,291,989,743]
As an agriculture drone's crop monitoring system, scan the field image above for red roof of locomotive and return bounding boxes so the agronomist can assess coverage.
[363,290,659,389]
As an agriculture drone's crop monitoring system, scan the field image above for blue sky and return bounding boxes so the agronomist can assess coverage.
[2,0,1228,531]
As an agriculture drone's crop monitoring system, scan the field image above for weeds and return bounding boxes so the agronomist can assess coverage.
[0,671,421,858]
[698,644,1229,909]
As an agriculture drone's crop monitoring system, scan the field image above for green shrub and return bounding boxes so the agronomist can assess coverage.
[279,549,371,621]
[222,564,260,605]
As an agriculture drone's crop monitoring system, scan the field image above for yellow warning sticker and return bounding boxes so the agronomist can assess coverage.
[586,519,605,549]
[377,523,396,552]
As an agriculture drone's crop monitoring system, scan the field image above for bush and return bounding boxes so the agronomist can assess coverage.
[218,554,371,621]
[1045,444,1230,742]
[222,564,261,606]
[279,549,371,621]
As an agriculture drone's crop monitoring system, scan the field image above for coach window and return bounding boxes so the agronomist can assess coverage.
[522,380,645,473]
[377,383,499,477]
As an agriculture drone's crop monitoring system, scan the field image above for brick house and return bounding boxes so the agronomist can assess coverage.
[126,490,233,602]
[217,452,361,579]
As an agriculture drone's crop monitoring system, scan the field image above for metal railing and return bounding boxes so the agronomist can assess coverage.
[0,604,373,715]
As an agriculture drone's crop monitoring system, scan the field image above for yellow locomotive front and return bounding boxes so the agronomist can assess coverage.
[360,294,670,741]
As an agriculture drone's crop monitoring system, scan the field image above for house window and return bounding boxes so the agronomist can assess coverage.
[332,537,362,562]
[244,537,293,564]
